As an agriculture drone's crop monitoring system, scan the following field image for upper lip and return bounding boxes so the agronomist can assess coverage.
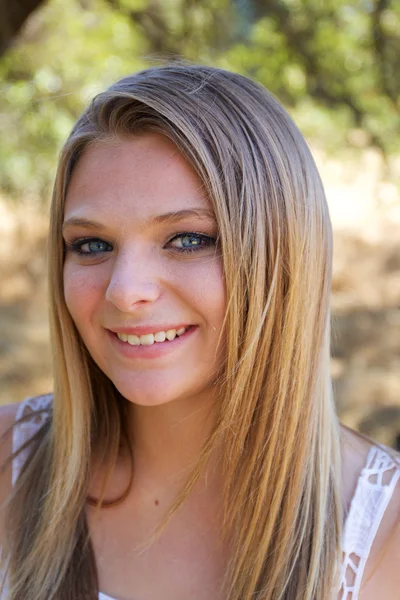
[107,324,193,336]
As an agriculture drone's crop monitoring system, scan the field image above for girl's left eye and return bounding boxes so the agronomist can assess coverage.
[167,232,216,252]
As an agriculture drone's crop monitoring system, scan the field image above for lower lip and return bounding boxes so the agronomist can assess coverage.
[107,326,198,359]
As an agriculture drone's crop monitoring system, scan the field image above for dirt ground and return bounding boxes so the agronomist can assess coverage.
[1,148,399,447]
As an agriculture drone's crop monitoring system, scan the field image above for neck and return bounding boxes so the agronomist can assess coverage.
[88,388,222,507]
[128,388,219,483]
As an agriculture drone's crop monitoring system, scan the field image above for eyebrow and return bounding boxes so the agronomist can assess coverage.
[62,209,216,233]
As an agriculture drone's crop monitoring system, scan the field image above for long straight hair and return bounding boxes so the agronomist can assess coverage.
[2,64,342,599]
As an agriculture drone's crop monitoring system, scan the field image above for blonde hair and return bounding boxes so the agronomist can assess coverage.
[2,64,342,599]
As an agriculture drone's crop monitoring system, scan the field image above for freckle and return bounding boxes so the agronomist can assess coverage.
[154,499,159,506]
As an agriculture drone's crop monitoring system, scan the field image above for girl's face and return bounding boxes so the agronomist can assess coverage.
[63,133,226,407]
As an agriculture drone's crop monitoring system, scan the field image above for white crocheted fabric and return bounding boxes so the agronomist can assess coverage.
[338,445,400,598]
[9,396,400,600]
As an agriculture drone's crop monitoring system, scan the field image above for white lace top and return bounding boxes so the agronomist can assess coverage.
[7,395,400,599]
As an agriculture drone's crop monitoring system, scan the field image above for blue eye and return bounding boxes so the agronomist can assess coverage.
[65,238,112,256]
[168,232,216,252]
[82,240,111,253]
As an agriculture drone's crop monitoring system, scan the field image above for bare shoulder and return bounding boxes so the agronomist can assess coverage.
[340,423,400,599]
[0,401,21,430]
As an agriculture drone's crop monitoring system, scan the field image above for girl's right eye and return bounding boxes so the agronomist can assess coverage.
[65,238,113,256]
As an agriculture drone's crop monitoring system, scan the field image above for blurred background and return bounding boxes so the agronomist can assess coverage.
[0,0,399,446]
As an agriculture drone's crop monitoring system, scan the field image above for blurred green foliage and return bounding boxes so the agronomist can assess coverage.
[0,0,399,203]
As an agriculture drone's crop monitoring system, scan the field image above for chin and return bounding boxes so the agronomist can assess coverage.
[109,376,188,408]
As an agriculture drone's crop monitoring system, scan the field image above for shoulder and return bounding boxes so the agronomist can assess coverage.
[340,423,400,599]
[340,423,400,509]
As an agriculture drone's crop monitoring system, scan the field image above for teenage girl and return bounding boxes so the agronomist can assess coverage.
[1,65,399,600]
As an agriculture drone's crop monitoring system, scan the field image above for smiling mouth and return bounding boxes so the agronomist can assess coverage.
[114,326,192,346]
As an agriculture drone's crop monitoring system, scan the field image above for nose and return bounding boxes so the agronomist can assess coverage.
[105,250,161,312]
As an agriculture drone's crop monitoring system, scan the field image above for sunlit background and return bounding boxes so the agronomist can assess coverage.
[1,0,399,446]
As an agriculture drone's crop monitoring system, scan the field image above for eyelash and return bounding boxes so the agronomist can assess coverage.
[64,232,216,257]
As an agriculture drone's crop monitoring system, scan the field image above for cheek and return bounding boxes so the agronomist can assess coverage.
[201,260,226,316]
[63,264,104,326]
[187,259,226,328]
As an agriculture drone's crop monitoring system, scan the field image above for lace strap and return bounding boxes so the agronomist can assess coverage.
[12,394,53,486]
[338,446,400,599]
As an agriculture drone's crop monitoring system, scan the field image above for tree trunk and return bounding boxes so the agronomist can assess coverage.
[0,0,46,57]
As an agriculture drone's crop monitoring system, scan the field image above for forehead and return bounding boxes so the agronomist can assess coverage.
[64,133,210,223]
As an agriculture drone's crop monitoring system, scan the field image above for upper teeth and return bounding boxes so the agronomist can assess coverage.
[117,327,187,346]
